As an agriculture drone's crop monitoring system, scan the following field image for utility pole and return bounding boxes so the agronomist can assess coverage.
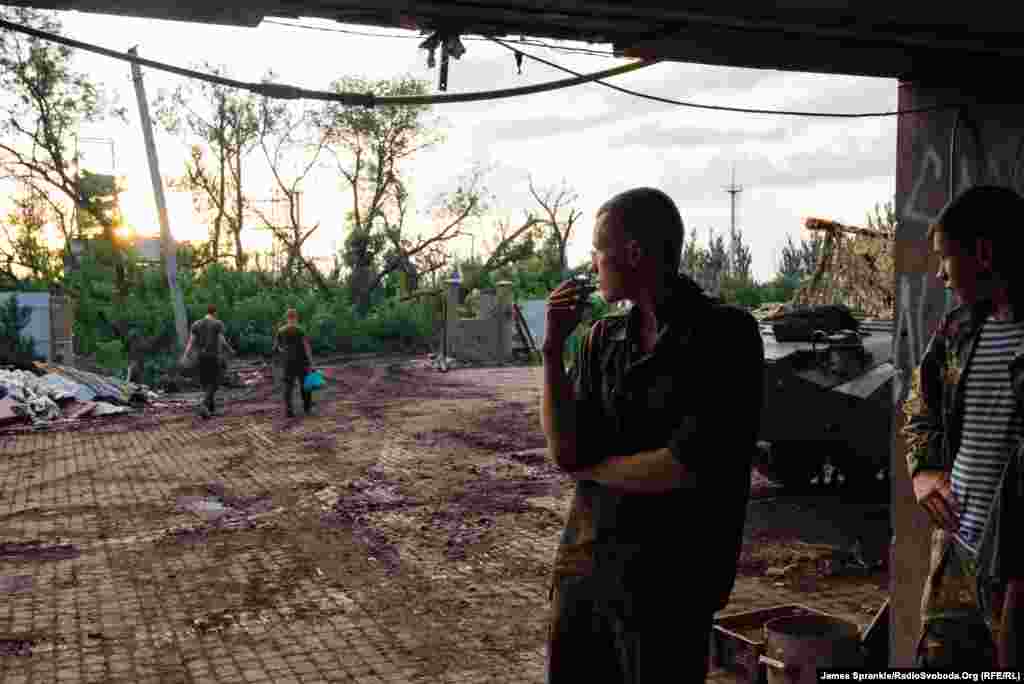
[724,165,744,237]
[129,46,189,352]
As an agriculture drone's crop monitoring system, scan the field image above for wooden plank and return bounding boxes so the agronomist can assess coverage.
[513,304,538,353]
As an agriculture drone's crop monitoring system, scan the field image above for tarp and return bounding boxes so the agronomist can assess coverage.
[36,363,143,404]
[0,370,61,423]
[0,364,151,425]
[36,373,89,402]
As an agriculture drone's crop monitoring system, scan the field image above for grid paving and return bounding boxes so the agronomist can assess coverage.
[0,361,886,682]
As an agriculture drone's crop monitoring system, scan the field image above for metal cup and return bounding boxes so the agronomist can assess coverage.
[573,275,598,310]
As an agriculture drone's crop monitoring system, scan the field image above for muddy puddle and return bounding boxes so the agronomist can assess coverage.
[0,574,33,593]
[0,541,80,562]
[320,467,418,575]
[433,461,562,560]
[0,638,33,656]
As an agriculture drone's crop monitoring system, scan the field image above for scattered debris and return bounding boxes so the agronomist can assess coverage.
[0,364,154,427]
[425,353,463,371]
[817,539,883,577]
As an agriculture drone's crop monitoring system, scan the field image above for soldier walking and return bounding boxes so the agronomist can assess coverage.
[182,304,234,418]
[275,308,314,418]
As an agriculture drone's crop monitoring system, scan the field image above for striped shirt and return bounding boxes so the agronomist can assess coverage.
[952,316,1024,552]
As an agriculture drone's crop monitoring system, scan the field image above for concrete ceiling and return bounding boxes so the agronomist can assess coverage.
[10,1,1024,80]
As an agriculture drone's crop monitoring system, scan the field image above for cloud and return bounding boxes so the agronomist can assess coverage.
[449,60,785,146]
[606,122,794,150]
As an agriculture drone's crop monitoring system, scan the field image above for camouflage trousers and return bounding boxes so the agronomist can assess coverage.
[914,528,1003,669]
[547,572,712,683]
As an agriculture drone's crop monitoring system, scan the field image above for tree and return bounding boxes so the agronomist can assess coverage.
[680,230,704,281]
[155,64,261,270]
[460,212,543,292]
[680,227,729,297]
[320,76,481,315]
[777,232,824,284]
[728,223,753,284]
[528,176,582,277]
[0,186,63,284]
[0,7,124,271]
[251,86,331,293]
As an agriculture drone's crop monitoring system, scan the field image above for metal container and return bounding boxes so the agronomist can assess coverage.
[758,614,863,684]
[710,604,834,684]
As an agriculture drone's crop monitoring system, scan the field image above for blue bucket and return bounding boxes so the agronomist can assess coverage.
[303,370,326,392]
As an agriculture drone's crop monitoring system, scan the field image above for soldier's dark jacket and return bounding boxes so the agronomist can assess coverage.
[902,299,1024,615]
[553,273,764,612]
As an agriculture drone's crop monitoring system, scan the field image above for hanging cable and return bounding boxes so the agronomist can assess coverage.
[261,18,620,58]
[0,17,655,107]
[488,36,960,118]
[0,15,968,117]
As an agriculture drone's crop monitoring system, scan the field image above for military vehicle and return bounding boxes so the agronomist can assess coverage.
[756,305,895,492]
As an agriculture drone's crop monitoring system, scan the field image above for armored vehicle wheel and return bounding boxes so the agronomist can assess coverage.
[763,441,823,492]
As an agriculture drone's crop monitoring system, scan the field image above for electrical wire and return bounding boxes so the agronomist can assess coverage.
[0,17,655,107]
[261,18,620,58]
[488,36,961,118]
[0,14,963,117]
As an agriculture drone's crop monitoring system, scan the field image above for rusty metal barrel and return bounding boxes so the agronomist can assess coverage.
[758,613,863,684]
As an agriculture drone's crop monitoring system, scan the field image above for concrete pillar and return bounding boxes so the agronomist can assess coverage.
[446,277,462,321]
[495,281,515,361]
[444,275,462,361]
[478,289,497,319]
[891,84,1024,666]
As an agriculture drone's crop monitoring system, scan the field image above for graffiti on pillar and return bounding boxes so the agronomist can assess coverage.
[903,145,944,225]
[896,105,1024,410]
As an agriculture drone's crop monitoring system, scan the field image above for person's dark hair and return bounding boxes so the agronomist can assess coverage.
[207,304,217,315]
[928,185,1024,280]
[597,187,685,277]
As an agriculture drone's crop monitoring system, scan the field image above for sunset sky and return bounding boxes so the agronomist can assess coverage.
[15,10,898,282]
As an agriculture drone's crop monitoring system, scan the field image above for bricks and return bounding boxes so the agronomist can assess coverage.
[0,365,888,683]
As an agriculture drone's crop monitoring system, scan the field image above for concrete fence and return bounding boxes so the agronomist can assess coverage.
[0,291,75,363]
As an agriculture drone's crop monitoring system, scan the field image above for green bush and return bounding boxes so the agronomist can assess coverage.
[0,296,37,358]
[141,351,178,388]
[95,339,126,374]
[361,299,434,350]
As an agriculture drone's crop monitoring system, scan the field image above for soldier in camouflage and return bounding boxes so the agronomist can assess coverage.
[902,185,1024,669]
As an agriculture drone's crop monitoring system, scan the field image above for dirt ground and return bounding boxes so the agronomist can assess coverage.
[0,356,889,683]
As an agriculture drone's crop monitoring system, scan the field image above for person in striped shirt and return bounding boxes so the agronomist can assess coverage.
[902,185,1024,670]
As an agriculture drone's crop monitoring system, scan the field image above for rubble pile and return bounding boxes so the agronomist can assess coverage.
[0,363,156,428]
[417,353,465,371]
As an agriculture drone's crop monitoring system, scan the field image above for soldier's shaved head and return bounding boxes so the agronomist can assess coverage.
[596,187,685,278]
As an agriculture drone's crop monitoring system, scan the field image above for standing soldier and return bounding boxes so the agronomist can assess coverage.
[182,304,234,418]
[902,185,1024,669]
[275,308,314,418]
[541,187,764,682]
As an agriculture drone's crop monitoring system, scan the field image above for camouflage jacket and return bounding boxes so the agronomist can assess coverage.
[901,299,1024,604]
[902,300,1024,476]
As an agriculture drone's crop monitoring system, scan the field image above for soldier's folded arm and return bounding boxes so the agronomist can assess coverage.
[901,329,948,479]
[574,312,764,494]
